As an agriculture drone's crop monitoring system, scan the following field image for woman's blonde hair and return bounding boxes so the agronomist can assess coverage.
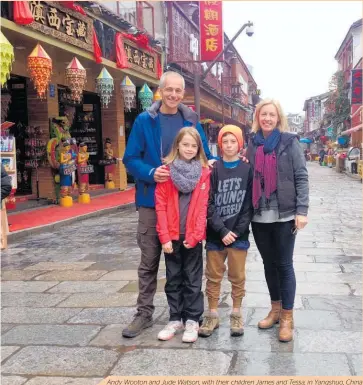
[251,98,289,133]
[163,127,209,167]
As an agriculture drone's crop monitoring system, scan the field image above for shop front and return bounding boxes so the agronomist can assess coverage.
[1,1,161,204]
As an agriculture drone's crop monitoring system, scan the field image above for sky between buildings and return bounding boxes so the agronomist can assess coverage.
[222,1,362,115]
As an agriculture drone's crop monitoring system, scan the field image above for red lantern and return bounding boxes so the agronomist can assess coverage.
[65,57,86,104]
[27,44,52,99]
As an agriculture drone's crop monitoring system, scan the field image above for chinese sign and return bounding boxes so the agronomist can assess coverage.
[351,69,362,105]
[199,1,223,62]
[124,42,155,74]
[26,1,93,52]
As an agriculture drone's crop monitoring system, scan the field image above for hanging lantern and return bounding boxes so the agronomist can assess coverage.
[138,83,153,110]
[120,76,136,112]
[153,89,162,102]
[27,43,52,99]
[95,67,114,108]
[0,31,14,87]
[65,57,87,104]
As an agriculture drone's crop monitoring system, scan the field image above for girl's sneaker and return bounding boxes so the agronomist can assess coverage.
[157,321,184,341]
[182,320,199,343]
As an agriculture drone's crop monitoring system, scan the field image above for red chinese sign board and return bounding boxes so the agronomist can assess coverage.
[199,1,223,62]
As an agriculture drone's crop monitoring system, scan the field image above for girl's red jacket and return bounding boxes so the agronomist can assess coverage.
[155,166,211,248]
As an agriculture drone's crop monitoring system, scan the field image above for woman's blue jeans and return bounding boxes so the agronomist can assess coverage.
[251,220,297,310]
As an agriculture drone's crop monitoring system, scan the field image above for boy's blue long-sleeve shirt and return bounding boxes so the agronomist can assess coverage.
[123,101,216,208]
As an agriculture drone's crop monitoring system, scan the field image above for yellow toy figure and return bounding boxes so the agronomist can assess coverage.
[104,138,116,189]
[59,139,75,207]
[77,142,91,204]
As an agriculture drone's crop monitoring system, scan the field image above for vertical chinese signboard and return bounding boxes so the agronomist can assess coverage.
[351,69,362,105]
[199,1,223,62]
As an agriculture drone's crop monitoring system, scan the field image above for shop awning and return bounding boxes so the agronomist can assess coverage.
[341,124,363,136]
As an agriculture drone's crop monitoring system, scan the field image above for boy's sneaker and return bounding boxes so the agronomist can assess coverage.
[182,320,199,343]
[158,321,184,341]
[230,312,244,337]
[198,313,219,337]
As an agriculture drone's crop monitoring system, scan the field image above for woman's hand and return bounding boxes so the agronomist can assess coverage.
[295,215,308,230]
[162,241,173,254]
[208,159,217,168]
[222,231,237,246]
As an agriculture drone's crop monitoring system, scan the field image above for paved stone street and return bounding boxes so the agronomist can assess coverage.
[1,163,362,382]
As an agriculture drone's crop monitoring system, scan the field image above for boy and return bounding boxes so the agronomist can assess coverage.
[199,125,253,338]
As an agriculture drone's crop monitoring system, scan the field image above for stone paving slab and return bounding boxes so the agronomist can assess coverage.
[98,270,140,281]
[305,271,362,283]
[48,281,129,294]
[1,270,45,281]
[25,262,96,271]
[296,282,351,295]
[224,293,304,309]
[350,354,363,376]
[89,324,191,349]
[230,352,352,375]
[191,326,298,353]
[25,377,103,385]
[247,262,342,272]
[67,307,164,325]
[121,278,166,293]
[296,329,362,353]
[34,270,108,281]
[304,295,362,311]
[1,281,59,293]
[2,325,102,347]
[1,346,119,376]
[1,324,15,335]
[110,349,232,375]
[1,346,21,362]
[0,375,27,385]
[1,293,70,307]
[248,309,343,330]
[1,307,82,324]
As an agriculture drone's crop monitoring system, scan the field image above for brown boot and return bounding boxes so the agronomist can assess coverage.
[258,300,281,329]
[279,309,294,342]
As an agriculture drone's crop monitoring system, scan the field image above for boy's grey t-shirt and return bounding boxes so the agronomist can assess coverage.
[158,111,184,158]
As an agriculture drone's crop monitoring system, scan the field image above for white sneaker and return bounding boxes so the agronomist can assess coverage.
[182,320,199,343]
[158,321,184,341]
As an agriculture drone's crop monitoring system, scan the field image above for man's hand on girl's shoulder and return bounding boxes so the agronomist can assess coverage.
[208,159,217,168]
[154,165,170,182]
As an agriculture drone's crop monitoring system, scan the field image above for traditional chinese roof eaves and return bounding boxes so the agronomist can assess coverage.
[334,18,362,60]
[82,1,161,49]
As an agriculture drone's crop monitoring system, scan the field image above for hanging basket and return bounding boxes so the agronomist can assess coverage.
[65,57,87,104]
[138,83,153,110]
[95,67,114,108]
[120,76,136,112]
[27,44,52,99]
[0,31,15,87]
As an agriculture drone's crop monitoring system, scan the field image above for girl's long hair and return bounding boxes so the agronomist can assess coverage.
[251,98,289,133]
[163,127,209,167]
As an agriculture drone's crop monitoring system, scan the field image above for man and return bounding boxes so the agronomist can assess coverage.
[122,71,215,338]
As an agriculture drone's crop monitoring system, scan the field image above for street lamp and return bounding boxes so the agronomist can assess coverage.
[194,21,254,121]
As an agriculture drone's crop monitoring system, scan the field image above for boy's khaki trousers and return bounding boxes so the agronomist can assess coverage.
[205,248,247,309]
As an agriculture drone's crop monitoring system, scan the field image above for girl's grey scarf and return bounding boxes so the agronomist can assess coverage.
[169,158,202,194]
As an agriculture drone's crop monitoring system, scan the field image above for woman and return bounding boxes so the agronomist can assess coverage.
[247,99,309,342]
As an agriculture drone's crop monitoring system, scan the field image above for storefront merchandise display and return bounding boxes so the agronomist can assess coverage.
[99,138,117,189]
[65,57,87,104]
[95,67,114,108]
[59,138,75,207]
[138,83,153,110]
[120,76,136,112]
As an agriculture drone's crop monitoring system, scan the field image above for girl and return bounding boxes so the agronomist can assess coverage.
[247,99,309,342]
[155,127,211,343]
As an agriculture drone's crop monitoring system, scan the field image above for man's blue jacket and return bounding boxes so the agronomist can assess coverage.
[123,100,214,208]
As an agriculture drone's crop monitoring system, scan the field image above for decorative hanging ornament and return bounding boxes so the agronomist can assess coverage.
[65,57,87,104]
[0,31,14,87]
[95,67,114,108]
[153,89,162,102]
[27,43,52,99]
[138,83,153,110]
[120,76,136,112]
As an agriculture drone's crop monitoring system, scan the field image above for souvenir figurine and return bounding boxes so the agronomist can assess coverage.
[59,138,74,207]
[77,142,91,204]
[104,138,116,189]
